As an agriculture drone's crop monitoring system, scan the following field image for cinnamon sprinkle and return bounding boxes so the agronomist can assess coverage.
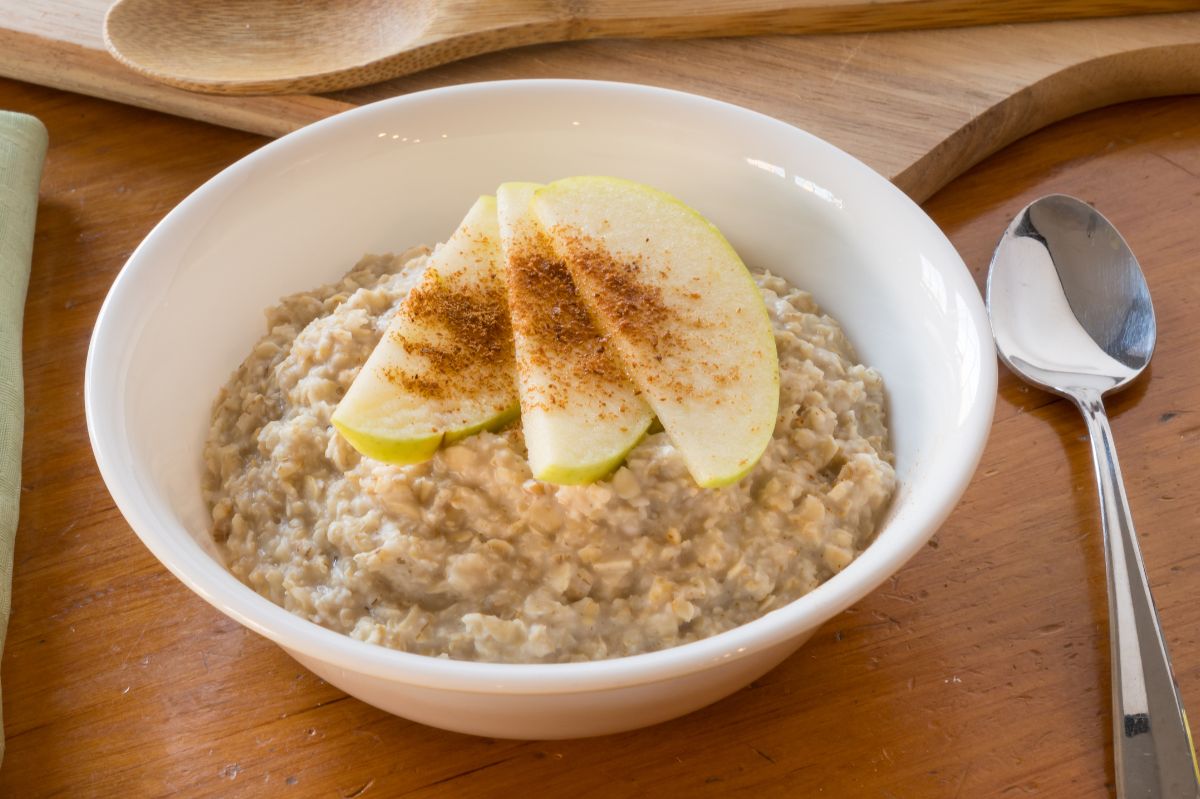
[381,239,515,402]
[553,228,705,406]
[507,232,634,414]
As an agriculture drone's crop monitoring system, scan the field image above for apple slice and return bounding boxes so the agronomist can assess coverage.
[332,196,518,464]
[531,176,779,487]
[497,182,654,485]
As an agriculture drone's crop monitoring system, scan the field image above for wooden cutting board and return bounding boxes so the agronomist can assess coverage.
[0,2,1197,201]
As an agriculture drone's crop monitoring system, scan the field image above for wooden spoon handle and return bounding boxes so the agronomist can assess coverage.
[552,0,1200,38]
[403,0,1200,96]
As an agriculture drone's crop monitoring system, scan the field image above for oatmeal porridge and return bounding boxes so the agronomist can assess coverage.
[203,248,895,663]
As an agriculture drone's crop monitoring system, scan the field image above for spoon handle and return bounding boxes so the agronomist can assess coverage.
[1075,389,1200,798]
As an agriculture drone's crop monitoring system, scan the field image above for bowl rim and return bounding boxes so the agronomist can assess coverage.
[85,78,996,695]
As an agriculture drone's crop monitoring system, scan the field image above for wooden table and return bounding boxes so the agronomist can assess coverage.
[1,71,1198,798]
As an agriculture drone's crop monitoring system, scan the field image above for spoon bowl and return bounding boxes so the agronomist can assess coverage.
[104,0,437,94]
[988,194,1155,397]
[987,194,1199,799]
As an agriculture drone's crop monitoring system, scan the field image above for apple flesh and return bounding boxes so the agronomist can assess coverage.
[331,196,518,464]
[532,176,780,487]
[497,182,654,485]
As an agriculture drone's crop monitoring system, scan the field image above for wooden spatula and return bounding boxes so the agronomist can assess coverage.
[103,0,1200,96]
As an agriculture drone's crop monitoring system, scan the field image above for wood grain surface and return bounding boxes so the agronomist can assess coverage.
[333,14,1200,203]
[0,3,1198,201]
[1,75,1198,797]
[100,0,1200,96]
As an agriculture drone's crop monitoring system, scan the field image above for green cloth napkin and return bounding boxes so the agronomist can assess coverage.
[0,111,48,764]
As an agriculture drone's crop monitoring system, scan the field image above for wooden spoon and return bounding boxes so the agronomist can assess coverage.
[104,0,1200,96]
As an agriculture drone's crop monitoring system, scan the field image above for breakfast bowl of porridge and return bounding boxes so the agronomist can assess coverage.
[85,81,995,739]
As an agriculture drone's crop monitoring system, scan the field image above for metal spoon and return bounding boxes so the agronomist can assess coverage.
[987,194,1199,798]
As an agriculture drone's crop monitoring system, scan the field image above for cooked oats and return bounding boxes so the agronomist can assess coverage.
[203,248,895,663]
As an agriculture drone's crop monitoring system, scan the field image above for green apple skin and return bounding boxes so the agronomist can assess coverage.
[532,176,780,488]
[442,404,520,444]
[531,428,649,486]
[330,422,442,466]
[498,181,654,485]
[331,195,519,465]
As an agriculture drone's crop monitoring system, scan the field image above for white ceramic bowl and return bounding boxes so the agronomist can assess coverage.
[86,80,995,739]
